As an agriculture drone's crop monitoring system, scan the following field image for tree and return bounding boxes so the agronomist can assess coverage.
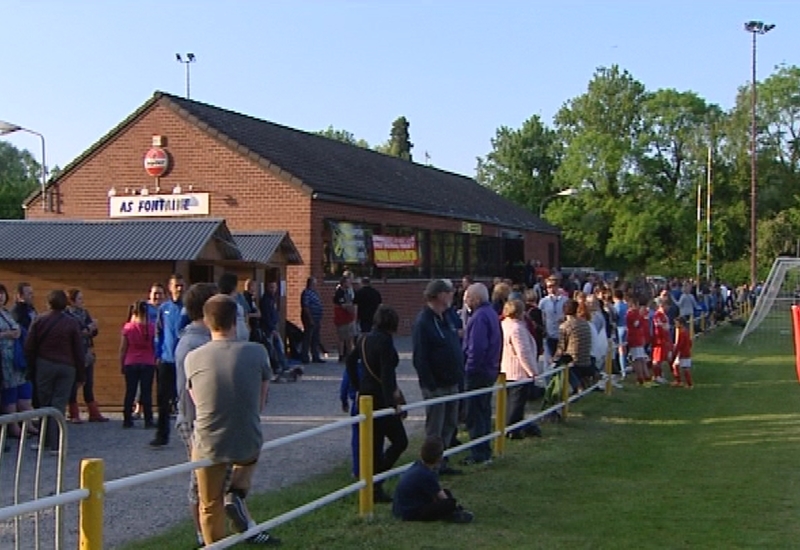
[0,142,40,219]
[476,115,561,214]
[387,116,413,160]
[550,65,649,270]
[315,126,370,148]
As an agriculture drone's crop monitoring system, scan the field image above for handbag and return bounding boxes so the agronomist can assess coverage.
[360,336,407,419]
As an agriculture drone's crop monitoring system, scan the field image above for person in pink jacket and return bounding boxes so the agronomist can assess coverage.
[501,300,542,439]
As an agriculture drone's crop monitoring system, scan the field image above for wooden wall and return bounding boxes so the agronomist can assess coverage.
[0,261,173,410]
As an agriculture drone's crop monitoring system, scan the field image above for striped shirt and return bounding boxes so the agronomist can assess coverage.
[557,316,593,367]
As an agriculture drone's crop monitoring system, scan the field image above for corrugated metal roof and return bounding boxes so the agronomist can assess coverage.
[0,219,242,261]
[232,231,303,265]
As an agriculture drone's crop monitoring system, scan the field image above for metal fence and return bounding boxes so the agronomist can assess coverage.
[0,359,613,550]
[0,408,72,550]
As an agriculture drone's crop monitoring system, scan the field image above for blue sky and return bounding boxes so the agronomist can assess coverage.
[1,0,796,178]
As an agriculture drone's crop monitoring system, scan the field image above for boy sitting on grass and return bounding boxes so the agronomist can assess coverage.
[392,437,474,524]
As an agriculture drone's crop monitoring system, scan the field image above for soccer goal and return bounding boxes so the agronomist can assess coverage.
[738,257,800,345]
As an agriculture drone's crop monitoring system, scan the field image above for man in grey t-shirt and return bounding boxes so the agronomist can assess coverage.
[186,295,275,545]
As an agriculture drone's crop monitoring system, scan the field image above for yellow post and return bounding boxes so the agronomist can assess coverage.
[560,365,570,420]
[358,395,374,518]
[79,458,104,550]
[604,343,613,395]
[690,314,695,340]
[494,373,507,457]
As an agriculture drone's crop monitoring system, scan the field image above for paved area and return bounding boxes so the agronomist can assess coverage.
[0,336,424,549]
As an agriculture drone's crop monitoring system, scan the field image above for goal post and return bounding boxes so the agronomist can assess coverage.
[738,257,800,345]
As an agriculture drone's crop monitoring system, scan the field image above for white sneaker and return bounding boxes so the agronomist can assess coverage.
[655,376,667,385]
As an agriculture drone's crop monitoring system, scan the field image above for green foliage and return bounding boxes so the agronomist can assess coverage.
[477,62,800,279]
[0,141,40,219]
[387,116,413,160]
[315,126,370,148]
[475,115,561,214]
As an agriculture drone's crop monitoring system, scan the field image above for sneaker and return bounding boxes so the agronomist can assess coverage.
[224,492,251,533]
[449,509,474,524]
[654,376,668,385]
[248,531,281,546]
[122,422,134,429]
[461,456,492,466]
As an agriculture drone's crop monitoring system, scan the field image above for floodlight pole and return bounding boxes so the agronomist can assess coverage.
[744,21,775,288]
[176,53,196,99]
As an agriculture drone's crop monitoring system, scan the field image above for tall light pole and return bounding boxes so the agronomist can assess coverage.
[539,188,579,218]
[175,53,196,99]
[0,121,48,212]
[744,20,775,287]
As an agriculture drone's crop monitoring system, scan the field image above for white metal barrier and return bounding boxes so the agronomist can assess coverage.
[0,407,70,550]
[0,362,605,549]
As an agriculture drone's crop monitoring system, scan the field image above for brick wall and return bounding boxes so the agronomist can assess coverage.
[24,96,560,351]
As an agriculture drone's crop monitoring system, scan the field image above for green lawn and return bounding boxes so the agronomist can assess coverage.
[123,325,800,549]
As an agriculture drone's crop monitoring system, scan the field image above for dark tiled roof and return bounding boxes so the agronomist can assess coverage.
[27,91,559,234]
[0,219,241,261]
[232,231,303,265]
[162,93,559,234]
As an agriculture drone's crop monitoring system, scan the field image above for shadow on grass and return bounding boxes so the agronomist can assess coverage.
[122,324,800,549]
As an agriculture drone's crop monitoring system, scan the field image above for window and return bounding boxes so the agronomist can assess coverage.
[431,231,466,279]
[469,235,504,277]
[322,219,429,280]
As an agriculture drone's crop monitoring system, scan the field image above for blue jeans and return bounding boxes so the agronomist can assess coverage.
[302,319,322,362]
[466,372,494,462]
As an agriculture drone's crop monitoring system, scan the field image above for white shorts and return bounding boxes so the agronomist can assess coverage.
[679,359,692,369]
[630,346,648,360]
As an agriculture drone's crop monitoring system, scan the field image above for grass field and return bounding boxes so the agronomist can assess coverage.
[123,325,800,549]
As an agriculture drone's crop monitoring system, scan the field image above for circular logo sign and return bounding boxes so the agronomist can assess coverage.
[143,147,169,177]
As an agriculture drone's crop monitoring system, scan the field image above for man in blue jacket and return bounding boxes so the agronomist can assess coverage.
[412,279,464,476]
[461,283,501,466]
[152,273,185,448]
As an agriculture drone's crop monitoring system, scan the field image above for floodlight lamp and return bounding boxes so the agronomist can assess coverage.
[175,53,182,62]
[187,53,195,62]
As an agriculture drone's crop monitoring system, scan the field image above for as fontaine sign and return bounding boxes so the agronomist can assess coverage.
[109,193,210,219]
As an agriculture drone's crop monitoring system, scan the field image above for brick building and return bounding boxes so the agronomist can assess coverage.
[7,91,560,404]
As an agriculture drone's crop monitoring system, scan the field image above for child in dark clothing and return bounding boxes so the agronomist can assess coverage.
[392,437,473,523]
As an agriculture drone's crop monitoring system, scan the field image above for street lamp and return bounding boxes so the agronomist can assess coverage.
[0,121,48,212]
[175,53,196,99]
[539,188,579,218]
[744,20,775,287]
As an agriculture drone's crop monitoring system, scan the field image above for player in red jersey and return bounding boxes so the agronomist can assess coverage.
[650,298,672,384]
[671,316,693,388]
[626,294,652,386]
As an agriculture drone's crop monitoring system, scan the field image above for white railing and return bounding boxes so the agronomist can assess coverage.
[1,360,608,549]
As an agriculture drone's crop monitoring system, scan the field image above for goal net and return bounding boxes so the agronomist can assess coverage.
[738,256,800,346]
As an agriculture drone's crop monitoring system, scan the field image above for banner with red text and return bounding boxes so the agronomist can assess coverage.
[372,234,418,268]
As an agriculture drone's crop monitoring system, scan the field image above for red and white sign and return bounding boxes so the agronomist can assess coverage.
[143,147,169,177]
[372,234,418,268]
